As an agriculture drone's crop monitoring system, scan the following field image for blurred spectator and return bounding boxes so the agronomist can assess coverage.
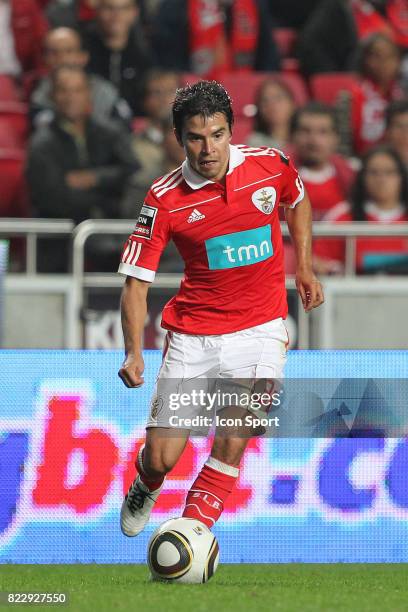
[124,70,180,207]
[268,0,321,28]
[26,65,139,271]
[152,0,280,78]
[385,100,408,168]
[82,0,153,116]
[352,33,405,154]
[297,0,391,78]
[290,102,356,221]
[46,0,97,30]
[247,78,296,150]
[30,27,131,128]
[0,0,48,88]
[314,145,408,274]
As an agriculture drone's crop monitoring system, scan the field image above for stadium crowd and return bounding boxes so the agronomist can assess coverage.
[1,0,408,273]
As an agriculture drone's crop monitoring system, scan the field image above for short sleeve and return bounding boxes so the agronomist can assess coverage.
[278,153,305,209]
[118,189,171,282]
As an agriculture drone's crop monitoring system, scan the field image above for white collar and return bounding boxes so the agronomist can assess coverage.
[364,201,405,222]
[298,163,335,184]
[182,144,245,190]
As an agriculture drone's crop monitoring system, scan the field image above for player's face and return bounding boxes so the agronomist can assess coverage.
[180,113,232,182]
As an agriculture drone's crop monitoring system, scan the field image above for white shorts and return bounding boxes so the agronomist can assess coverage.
[147,318,289,433]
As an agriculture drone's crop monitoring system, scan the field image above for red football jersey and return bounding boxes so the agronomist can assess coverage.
[118,145,304,335]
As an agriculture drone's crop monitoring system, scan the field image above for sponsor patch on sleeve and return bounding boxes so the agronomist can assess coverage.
[133,204,158,240]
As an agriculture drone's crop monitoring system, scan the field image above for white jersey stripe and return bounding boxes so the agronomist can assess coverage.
[152,169,182,194]
[122,239,131,262]
[125,240,136,264]
[233,173,282,192]
[155,175,184,198]
[151,166,182,190]
[241,151,278,157]
[130,242,142,265]
[169,194,221,213]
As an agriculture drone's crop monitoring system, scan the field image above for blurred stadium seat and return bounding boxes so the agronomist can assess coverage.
[274,28,297,58]
[230,117,253,144]
[309,73,360,105]
[217,72,308,117]
[0,75,22,103]
[0,151,28,217]
[0,104,29,147]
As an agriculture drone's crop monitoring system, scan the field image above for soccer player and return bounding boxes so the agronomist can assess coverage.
[118,81,324,535]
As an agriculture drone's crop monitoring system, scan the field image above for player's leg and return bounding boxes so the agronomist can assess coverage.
[181,318,289,528]
[121,427,189,536]
[181,412,251,528]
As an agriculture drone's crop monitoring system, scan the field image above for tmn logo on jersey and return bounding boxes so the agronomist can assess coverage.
[251,187,276,214]
[205,226,273,270]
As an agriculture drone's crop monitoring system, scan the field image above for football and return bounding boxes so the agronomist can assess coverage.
[147,518,219,584]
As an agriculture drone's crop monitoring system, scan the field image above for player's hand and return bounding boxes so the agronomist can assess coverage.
[118,353,145,388]
[296,269,324,312]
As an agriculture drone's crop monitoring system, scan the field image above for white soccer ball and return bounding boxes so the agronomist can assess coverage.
[147,517,219,584]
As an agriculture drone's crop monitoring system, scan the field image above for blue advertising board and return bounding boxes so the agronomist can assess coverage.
[1,350,408,563]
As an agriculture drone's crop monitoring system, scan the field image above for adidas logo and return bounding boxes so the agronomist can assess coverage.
[187,208,206,223]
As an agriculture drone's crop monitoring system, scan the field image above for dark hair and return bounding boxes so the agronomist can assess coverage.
[50,64,89,92]
[290,101,338,135]
[253,78,295,134]
[357,32,401,77]
[350,145,408,220]
[386,100,408,128]
[172,80,234,141]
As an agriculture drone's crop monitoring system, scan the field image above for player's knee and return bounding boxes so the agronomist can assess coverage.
[211,439,248,467]
[144,449,177,476]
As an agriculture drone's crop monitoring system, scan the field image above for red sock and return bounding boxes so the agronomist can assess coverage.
[135,445,165,492]
[182,457,239,528]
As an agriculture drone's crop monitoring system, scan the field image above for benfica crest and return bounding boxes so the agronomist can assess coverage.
[251,186,276,214]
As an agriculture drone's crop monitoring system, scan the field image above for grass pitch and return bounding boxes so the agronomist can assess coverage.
[0,564,407,612]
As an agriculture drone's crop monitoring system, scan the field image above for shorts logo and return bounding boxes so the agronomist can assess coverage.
[133,204,158,240]
[205,226,273,270]
[251,187,276,214]
[150,396,164,419]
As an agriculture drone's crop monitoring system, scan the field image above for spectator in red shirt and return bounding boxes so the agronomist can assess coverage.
[352,33,405,154]
[0,0,48,88]
[152,0,280,78]
[247,78,296,151]
[314,145,408,274]
[290,102,356,221]
[297,0,391,77]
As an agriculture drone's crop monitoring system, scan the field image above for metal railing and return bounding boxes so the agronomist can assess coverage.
[71,219,408,347]
[2,218,408,347]
[0,218,75,274]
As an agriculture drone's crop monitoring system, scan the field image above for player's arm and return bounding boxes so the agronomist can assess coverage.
[118,276,150,387]
[285,191,324,312]
[117,188,171,386]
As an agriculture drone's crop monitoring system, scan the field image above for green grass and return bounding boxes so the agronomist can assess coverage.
[0,564,407,612]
